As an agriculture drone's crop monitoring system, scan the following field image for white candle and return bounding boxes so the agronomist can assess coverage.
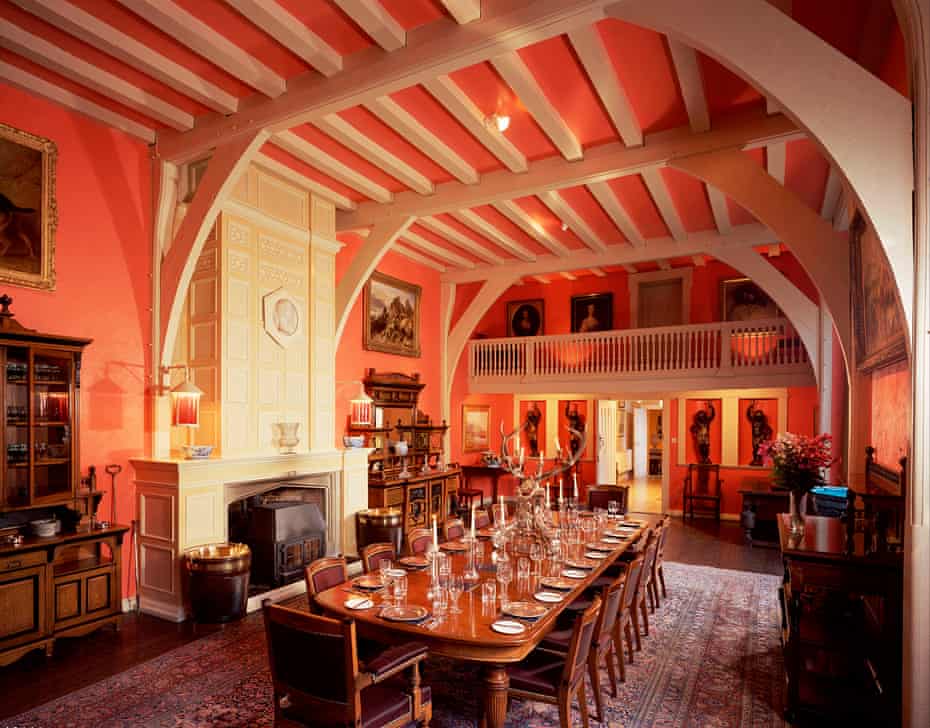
[499,494,505,524]
[545,484,551,509]
[554,436,561,453]
[470,504,476,538]
[573,472,579,499]
[519,446,525,466]
[432,515,438,547]
[559,478,563,502]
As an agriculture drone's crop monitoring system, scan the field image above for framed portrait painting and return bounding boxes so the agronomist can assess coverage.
[720,278,782,321]
[0,123,57,290]
[507,299,544,337]
[850,213,907,372]
[571,293,613,333]
[363,272,421,357]
[462,404,490,453]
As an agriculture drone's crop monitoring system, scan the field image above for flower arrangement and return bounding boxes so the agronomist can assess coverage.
[758,432,837,494]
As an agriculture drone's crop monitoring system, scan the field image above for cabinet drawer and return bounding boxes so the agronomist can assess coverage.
[1,550,46,574]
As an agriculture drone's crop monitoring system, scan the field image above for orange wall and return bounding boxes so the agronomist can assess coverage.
[334,236,443,443]
[1,85,153,589]
[870,359,910,469]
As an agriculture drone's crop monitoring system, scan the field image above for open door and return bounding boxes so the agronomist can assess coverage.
[596,399,618,485]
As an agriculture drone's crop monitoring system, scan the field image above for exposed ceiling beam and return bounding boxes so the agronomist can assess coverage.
[393,242,447,270]
[116,0,286,97]
[706,183,732,233]
[439,0,481,23]
[254,152,355,210]
[820,166,842,220]
[333,0,406,51]
[339,113,801,230]
[402,230,476,268]
[0,18,193,130]
[560,271,577,280]
[586,180,643,246]
[641,167,687,240]
[492,200,570,256]
[366,96,478,184]
[538,190,607,252]
[0,59,155,142]
[313,114,434,194]
[766,141,786,184]
[622,263,638,274]
[532,275,550,284]
[453,209,536,261]
[567,25,642,147]
[419,215,500,264]
[423,75,527,173]
[272,131,393,203]
[491,51,583,160]
[11,0,237,114]
[156,0,630,161]
[667,39,710,133]
[692,254,707,266]
[657,259,672,270]
[442,223,777,283]
[590,267,607,276]
[225,0,342,76]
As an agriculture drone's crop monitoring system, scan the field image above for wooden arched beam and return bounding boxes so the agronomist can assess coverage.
[670,149,851,371]
[158,130,268,368]
[334,217,415,346]
[607,0,914,332]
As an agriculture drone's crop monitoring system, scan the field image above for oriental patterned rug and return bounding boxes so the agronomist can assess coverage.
[5,563,785,728]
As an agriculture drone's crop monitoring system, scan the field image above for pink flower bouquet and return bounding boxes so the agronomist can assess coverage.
[757,432,837,494]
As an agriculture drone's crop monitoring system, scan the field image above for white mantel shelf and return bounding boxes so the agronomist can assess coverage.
[131,448,369,623]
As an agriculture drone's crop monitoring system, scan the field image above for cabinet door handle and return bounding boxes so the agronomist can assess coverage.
[5,560,22,569]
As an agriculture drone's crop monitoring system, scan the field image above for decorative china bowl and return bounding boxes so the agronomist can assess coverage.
[182,445,214,460]
[30,518,59,537]
[343,435,365,448]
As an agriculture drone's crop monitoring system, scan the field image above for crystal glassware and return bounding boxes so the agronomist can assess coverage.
[448,574,464,614]
[497,560,513,610]
[481,580,497,605]
[392,573,407,606]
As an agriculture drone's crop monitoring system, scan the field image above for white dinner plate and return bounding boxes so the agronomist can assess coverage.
[385,568,406,579]
[585,550,607,559]
[491,619,526,635]
[534,591,564,603]
[562,569,587,579]
[344,596,374,610]
[601,537,623,544]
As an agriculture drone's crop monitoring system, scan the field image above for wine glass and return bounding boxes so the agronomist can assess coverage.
[608,500,620,518]
[448,574,464,614]
[392,573,407,607]
[497,559,513,610]
[379,560,394,601]
[529,542,544,576]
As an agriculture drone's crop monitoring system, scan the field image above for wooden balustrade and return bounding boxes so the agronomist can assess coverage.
[468,318,808,382]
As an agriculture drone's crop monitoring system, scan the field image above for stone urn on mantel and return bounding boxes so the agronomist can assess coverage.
[273,422,300,454]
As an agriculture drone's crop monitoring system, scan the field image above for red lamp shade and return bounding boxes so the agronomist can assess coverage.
[171,379,203,427]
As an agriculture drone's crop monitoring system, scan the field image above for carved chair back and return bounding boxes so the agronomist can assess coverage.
[360,542,396,574]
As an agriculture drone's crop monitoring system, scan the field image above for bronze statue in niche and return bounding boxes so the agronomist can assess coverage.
[746,400,773,466]
[524,401,542,457]
[690,401,716,464]
[565,402,586,457]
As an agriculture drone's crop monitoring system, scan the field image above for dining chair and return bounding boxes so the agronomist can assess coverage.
[640,521,665,614]
[442,517,465,541]
[406,527,433,556]
[361,542,396,574]
[473,508,491,530]
[507,595,602,728]
[539,570,627,721]
[304,556,347,614]
[616,551,647,659]
[587,484,630,514]
[263,601,432,727]
[635,531,660,637]
[652,515,672,605]
[683,463,723,521]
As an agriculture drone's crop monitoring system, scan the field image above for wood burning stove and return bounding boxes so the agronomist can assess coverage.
[238,500,327,588]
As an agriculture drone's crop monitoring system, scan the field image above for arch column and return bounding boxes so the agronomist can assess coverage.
[607,0,914,331]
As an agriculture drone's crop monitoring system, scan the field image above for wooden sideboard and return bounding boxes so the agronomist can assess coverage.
[0,524,128,666]
[368,468,461,535]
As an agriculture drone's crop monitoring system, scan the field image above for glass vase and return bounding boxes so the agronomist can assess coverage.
[789,490,807,537]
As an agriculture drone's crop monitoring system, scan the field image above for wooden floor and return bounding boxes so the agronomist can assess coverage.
[0,516,780,721]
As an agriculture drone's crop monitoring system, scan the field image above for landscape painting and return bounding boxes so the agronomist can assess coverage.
[462,404,490,452]
[0,123,56,290]
[363,272,421,357]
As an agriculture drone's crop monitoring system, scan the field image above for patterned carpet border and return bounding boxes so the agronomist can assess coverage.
[4,562,785,728]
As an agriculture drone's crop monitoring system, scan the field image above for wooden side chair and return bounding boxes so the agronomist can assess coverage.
[652,515,671,604]
[539,570,627,721]
[442,517,465,541]
[263,602,432,728]
[473,508,491,530]
[304,556,347,614]
[361,542,396,574]
[683,463,723,521]
[507,596,602,728]
[587,484,630,514]
[406,527,432,556]
[640,522,664,616]
[616,551,647,659]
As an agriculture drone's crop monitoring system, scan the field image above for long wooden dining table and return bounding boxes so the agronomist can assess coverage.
[316,512,654,728]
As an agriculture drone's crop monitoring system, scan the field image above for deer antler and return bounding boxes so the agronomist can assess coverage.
[536,427,587,484]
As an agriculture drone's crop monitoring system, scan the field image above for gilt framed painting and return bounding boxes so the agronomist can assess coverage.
[571,292,613,332]
[507,299,544,337]
[0,123,56,290]
[462,404,490,453]
[850,213,907,372]
[363,271,421,357]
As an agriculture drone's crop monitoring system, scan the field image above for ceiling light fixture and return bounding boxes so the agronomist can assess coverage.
[485,112,511,133]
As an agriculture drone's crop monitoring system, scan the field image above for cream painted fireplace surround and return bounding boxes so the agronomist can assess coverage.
[132,163,369,622]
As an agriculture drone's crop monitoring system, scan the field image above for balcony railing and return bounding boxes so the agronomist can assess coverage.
[468,317,809,382]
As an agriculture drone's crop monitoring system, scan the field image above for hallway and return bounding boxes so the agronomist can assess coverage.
[626,475,663,513]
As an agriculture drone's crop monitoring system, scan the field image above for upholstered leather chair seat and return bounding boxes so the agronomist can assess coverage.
[507,650,566,695]
[539,625,573,652]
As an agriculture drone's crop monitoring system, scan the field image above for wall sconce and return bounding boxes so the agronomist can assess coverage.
[163,365,203,427]
[350,383,374,427]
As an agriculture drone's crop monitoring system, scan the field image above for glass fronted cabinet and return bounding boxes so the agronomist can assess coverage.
[0,297,90,512]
